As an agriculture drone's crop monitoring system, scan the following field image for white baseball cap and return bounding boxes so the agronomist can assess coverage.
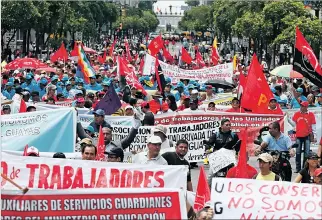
[147,136,162,144]
[27,146,40,157]
[191,89,199,94]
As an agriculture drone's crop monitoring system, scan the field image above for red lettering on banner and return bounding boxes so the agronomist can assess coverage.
[96,168,107,188]
[132,170,143,187]
[120,170,132,188]
[26,164,39,188]
[38,164,50,188]
[154,171,165,187]
[259,185,269,195]
[312,186,320,197]
[143,171,153,187]
[71,167,84,189]
[261,197,273,210]
[110,168,120,187]
[84,168,96,188]
[63,166,74,188]
[287,199,301,211]
[228,197,254,209]
[1,161,8,186]
[49,165,62,189]
[228,182,253,195]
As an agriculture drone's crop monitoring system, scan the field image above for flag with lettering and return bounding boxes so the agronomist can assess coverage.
[293,27,322,88]
[50,42,68,62]
[148,35,163,56]
[194,166,211,212]
[241,54,282,114]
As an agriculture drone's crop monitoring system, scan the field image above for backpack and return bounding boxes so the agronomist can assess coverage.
[252,173,280,181]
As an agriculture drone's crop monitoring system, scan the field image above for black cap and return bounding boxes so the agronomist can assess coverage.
[232,97,240,102]
[3,105,11,110]
[104,147,124,162]
[307,152,319,160]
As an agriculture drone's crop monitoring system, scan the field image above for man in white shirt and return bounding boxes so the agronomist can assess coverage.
[132,136,168,165]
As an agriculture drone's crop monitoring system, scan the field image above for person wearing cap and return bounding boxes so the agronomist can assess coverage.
[26,146,40,157]
[290,87,307,109]
[164,84,180,102]
[3,82,15,100]
[205,85,216,102]
[149,93,162,114]
[292,101,317,172]
[315,93,322,107]
[190,89,199,101]
[84,125,95,138]
[253,153,281,181]
[125,105,135,116]
[101,80,110,93]
[226,97,245,113]
[26,106,36,112]
[89,109,111,133]
[2,105,11,115]
[130,86,138,99]
[85,76,102,91]
[132,136,168,165]
[35,78,48,98]
[313,167,322,185]
[277,99,288,109]
[294,152,320,184]
[42,84,58,102]
[157,102,172,114]
[153,125,174,149]
[86,92,95,102]
[263,97,281,114]
[105,147,124,162]
[183,99,203,112]
[69,76,77,88]
[21,74,37,93]
[75,97,85,108]
[62,81,73,98]
[141,102,155,126]
[47,75,62,94]
[162,139,193,191]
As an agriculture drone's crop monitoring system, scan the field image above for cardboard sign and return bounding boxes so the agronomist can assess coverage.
[208,148,236,174]
[2,188,187,219]
[0,156,188,190]
[211,178,322,219]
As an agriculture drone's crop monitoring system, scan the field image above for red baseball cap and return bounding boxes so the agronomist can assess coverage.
[162,102,169,111]
[206,85,213,90]
[76,97,85,103]
[314,168,322,177]
[300,101,309,107]
[182,95,190,100]
[141,101,149,108]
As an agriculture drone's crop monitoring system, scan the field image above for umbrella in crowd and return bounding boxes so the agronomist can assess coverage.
[5,58,48,70]
[271,65,303,78]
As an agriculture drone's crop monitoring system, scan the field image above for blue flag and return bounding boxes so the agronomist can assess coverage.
[94,84,122,115]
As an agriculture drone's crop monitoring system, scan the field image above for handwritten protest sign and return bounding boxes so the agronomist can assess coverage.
[1,155,187,190]
[1,108,76,153]
[211,178,322,219]
[208,148,236,174]
[2,188,187,219]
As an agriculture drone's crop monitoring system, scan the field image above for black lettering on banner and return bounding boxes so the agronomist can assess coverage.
[214,202,223,214]
[214,182,224,193]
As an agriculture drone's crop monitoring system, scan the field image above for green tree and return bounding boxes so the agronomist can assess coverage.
[185,0,200,7]
[138,1,157,10]
[179,5,212,32]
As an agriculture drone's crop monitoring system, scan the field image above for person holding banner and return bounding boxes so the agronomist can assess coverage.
[162,139,193,191]
[133,136,168,165]
[225,97,245,113]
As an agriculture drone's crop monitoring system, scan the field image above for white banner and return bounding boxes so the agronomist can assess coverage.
[211,178,322,219]
[117,121,220,163]
[208,148,237,174]
[144,54,233,83]
[0,155,188,190]
[79,114,133,127]
[143,53,156,76]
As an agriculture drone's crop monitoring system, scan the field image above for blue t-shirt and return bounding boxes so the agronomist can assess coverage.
[290,95,307,109]
[263,133,292,151]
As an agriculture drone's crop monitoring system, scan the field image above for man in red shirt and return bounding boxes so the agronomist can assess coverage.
[226,97,245,113]
[262,98,281,114]
[292,101,317,172]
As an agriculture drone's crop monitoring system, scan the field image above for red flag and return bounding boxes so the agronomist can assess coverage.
[19,99,27,113]
[98,50,107,64]
[70,42,78,57]
[226,128,258,179]
[23,144,29,156]
[125,39,133,62]
[211,38,220,65]
[162,47,174,63]
[109,39,117,57]
[148,36,163,56]
[139,58,145,75]
[50,43,68,62]
[196,51,205,67]
[241,54,283,114]
[118,57,147,95]
[181,47,192,64]
[96,126,105,161]
[194,166,211,212]
[237,72,247,99]
[293,27,322,87]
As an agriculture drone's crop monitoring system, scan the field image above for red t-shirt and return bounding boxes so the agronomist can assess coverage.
[149,100,161,114]
[226,165,258,179]
[226,107,246,113]
[292,111,316,138]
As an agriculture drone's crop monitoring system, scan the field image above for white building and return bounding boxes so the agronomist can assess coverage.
[156,13,184,30]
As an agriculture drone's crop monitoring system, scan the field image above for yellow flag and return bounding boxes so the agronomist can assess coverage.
[212,37,218,49]
[233,54,237,70]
